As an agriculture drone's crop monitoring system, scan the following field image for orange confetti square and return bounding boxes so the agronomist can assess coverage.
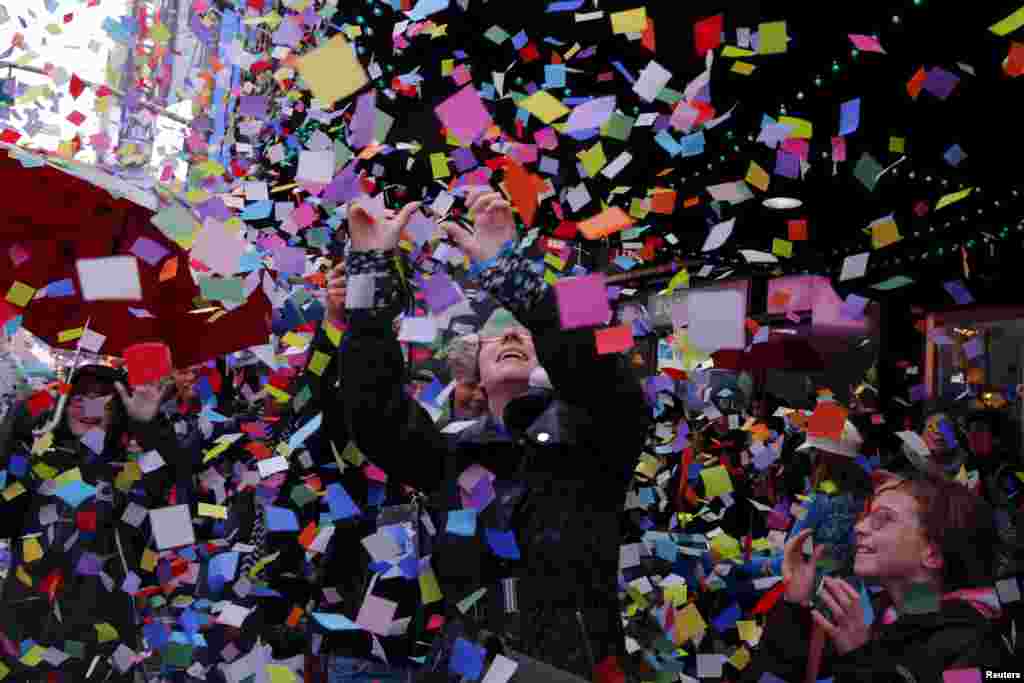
[579,207,633,240]
[683,196,700,208]
[768,290,792,308]
[159,256,178,282]
[650,191,677,214]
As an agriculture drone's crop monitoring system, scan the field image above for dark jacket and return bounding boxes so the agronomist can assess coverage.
[0,385,192,682]
[742,590,1012,683]
[339,248,650,679]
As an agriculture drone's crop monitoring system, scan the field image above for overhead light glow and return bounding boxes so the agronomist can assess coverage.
[763,197,803,209]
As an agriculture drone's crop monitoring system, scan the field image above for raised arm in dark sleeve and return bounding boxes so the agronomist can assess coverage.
[340,249,447,495]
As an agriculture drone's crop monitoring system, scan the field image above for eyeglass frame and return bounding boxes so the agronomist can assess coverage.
[477,328,533,345]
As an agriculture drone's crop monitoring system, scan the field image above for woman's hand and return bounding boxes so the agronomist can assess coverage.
[782,528,825,605]
[347,196,421,252]
[325,261,347,323]
[811,577,871,655]
[115,381,173,424]
[441,188,517,263]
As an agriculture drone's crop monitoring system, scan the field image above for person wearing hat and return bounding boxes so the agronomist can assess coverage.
[337,189,649,682]
[0,362,192,681]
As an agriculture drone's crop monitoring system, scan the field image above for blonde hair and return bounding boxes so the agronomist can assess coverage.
[447,334,480,384]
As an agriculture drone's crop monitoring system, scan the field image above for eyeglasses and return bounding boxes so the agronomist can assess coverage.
[479,329,533,345]
[856,504,920,532]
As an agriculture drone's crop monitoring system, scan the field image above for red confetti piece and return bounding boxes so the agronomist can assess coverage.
[69,74,86,99]
[66,111,86,126]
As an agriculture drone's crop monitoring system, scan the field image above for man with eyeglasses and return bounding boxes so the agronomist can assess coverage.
[335,189,650,682]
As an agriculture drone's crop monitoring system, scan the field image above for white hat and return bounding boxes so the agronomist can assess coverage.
[798,420,864,458]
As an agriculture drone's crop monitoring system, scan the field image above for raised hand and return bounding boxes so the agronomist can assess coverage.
[440,188,517,263]
[782,528,825,606]
[811,577,871,655]
[347,196,422,252]
[325,261,347,323]
[115,381,173,424]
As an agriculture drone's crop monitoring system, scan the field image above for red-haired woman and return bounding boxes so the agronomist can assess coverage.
[743,469,1014,683]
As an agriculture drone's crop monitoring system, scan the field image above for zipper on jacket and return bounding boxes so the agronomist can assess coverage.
[575,609,597,673]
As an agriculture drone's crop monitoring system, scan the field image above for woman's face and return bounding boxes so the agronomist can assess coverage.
[853,487,938,582]
[477,327,538,391]
[67,390,114,437]
[452,379,487,419]
[173,364,203,404]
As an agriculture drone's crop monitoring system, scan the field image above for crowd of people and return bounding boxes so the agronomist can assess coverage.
[1,190,1022,683]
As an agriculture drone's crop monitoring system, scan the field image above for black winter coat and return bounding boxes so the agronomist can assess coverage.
[340,279,650,680]
[741,593,1013,683]
[0,400,192,682]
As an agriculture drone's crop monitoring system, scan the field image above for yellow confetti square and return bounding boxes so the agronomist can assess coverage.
[745,161,770,191]
[729,646,752,671]
[722,46,756,58]
[5,281,36,308]
[419,568,443,604]
[778,116,812,139]
[610,8,647,34]
[430,153,450,179]
[141,548,158,573]
[198,503,228,519]
[520,90,570,124]
[889,136,905,153]
[308,350,331,376]
[758,21,788,54]
[544,253,566,271]
[282,332,309,348]
[731,61,756,75]
[578,143,607,177]
[295,34,368,108]
[772,238,793,258]
[20,645,45,667]
[700,464,734,498]
[23,537,43,563]
[323,320,343,347]
[58,327,85,343]
[94,622,119,644]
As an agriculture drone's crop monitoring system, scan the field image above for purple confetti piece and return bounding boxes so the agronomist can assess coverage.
[923,68,959,100]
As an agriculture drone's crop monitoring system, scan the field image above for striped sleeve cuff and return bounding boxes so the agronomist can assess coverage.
[475,240,548,319]
[344,249,403,313]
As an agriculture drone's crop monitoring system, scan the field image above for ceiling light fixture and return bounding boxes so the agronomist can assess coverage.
[763,197,803,210]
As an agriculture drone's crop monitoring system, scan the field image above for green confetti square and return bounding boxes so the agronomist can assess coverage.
[163,642,193,669]
[290,483,318,508]
[603,112,634,142]
[483,26,509,44]
[64,641,85,659]
[655,88,684,106]
[854,153,884,192]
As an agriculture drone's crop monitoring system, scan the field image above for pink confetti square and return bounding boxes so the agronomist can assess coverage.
[356,594,398,636]
[848,34,886,54]
[66,111,86,126]
[553,273,612,330]
[942,670,981,683]
[292,202,317,229]
[435,84,494,145]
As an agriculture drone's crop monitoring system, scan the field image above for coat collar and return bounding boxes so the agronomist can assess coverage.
[455,388,582,447]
